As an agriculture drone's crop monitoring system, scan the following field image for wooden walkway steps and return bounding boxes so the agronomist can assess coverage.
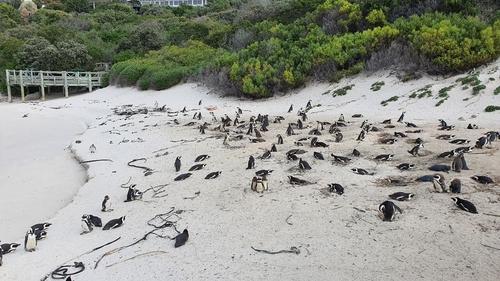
[6,70,107,102]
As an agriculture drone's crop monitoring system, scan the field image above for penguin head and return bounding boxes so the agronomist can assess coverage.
[433,174,442,181]
[27,229,33,235]
[10,243,20,250]
[408,193,415,199]
[82,214,90,220]
[104,195,109,200]
[408,164,415,169]
[121,216,126,222]
[470,176,478,181]
[451,197,459,203]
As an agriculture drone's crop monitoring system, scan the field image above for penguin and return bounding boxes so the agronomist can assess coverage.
[246,156,255,169]
[438,150,456,158]
[246,123,254,135]
[449,139,470,145]
[103,216,125,230]
[198,99,202,105]
[192,112,198,119]
[205,171,221,179]
[467,123,478,129]
[199,124,206,134]
[379,201,403,221]
[260,150,271,159]
[31,223,51,232]
[288,104,293,113]
[351,168,372,175]
[375,154,394,161]
[81,216,93,234]
[89,144,96,154]
[328,183,344,195]
[286,124,294,136]
[405,122,417,128]
[388,192,414,201]
[438,119,448,128]
[254,128,262,138]
[35,230,47,240]
[189,164,206,171]
[394,132,407,138]
[432,174,447,192]
[24,229,37,252]
[125,185,142,202]
[397,163,415,171]
[397,112,405,123]
[475,136,488,149]
[85,214,102,227]
[356,130,365,141]
[237,107,243,114]
[288,176,309,185]
[256,169,273,177]
[451,154,463,172]
[175,229,189,248]
[339,114,345,122]
[471,175,494,184]
[269,144,277,152]
[415,175,434,182]
[450,179,461,193]
[352,149,360,157]
[287,153,299,161]
[311,138,328,147]
[382,119,391,124]
[223,133,229,145]
[174,173,192,181]
[436,134,455,140]
[381,138,398,145]
[306,100,312,109]
[454,146,474,154]
[175,156,182,172]
[408,143,423,156]
[287,149,306,155]
[102,195,112,212]
[313,152,324,160]
[0,243,20,254]
[299,158,312,170]
[277,134,283,145]
[331,154,351,164]
[451,197,477,214]
[195,155,210,162]
[429,164,451,173]
[0,243,2,266]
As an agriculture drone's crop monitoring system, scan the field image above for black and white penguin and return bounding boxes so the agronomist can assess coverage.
[286,124,294,136]
[254,128,263,138]
[450,179,461,193]
[375,154,394,161]
[256,169,273,177]
[405,122,417,128]
[352,149,360,157]
[288,176,309,185]
[379,201,402,221]
[429,164,451,173]
[397,112,405,123]
[205,171,221,179]
[174,173,192,181]
[277,134,283,145]
[388,192,414,201]
[438,150,456,158]
[339,114,345,122]
[356,130,366,141]
[475,136,488,149]
[86,215,102,227]
[467,123,478,130]
[246,156,255,169]
[432,174,447,192]
[288,104,293,113]
[471,175,494,184]
[452,197,477,214]
[454,146,474,154]
[89,144,96,154]
[313,152,324,160]
[436,134,455,140]
[449,139,470,145]
[0,243,20,254]
[381,138,398,145]
[81,216,93,234]
[198,99,202,106]
[260,150,271,160]
[125,185,143,202]
[382,119,391,124]
[351,168,371,175]
[328,183,344,195]
[24,229,37,252]
[102,195,112,212]
[0,243,2,266]
[299,158,312,170]
[394,132,407,138]
[451,154,464,172]
[189,163,206,171]
[331,154,351,164]
[103,216,125,230]
[175,229,189,248]
[408,143,423,156]
[195,155,210,162]
[31,223,51,233]
[175,156,182,172]
[287,153,299,161]
[397,163,415,171]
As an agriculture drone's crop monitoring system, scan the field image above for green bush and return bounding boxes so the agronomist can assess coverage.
[484,105,500,112]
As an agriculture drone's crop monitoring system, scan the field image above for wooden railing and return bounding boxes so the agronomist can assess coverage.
[6,70,108,102]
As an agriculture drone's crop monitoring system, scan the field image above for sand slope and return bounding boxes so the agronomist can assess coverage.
[0,62,499,280]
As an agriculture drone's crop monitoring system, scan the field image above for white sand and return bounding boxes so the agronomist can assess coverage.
[0,62,499,280]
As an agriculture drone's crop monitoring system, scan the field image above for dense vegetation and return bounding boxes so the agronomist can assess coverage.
[0,0,499,97]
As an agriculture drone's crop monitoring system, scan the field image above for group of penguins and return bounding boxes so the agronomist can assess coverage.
[171,99,498,223]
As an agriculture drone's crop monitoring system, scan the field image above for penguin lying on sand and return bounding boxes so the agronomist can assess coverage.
[175,229,189,248]
[103,216,125,230]
[0,243,20,254]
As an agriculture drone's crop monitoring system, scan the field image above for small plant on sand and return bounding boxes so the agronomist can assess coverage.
[494,86,500,95]
[456,72,480,86]
[435,98,447,107]
[409,85,432,99]
[381,96,399,106]
[472,84,486,95]
[370,81,385,91]
[332,84,354,97]
[484,105,500,112]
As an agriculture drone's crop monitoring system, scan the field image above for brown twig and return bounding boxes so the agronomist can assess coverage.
[481,243,500,251]
[251,246,300,255]
[105,251,168,268]
[285,215,293,225]
[79,159,113,164]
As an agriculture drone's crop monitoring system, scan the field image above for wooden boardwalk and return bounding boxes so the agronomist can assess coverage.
[6,70,107,102]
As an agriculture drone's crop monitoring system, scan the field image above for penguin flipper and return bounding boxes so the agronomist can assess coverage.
[394,204,403,214]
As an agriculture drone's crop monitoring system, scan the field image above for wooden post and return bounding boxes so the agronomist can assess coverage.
[40,71,45,101]
[20,70,25,102]
[6,70,12,102]
[88,72,92,92]
[63,71,68,98]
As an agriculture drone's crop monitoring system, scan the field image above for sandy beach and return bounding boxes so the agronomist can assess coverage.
[0,62,499,280]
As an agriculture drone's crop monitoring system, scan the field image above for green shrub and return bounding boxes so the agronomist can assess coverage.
[370,81,385,91]
[472,84,486,95]
[494,86,500,95]
[484,105,500,112]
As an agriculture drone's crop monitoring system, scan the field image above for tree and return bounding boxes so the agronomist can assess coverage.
[0,3,21,30]
[63,0,90,13]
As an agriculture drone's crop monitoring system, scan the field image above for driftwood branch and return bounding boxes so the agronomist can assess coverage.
[105,251,168,268]
[79,159,113,164]
[127,158,154,176]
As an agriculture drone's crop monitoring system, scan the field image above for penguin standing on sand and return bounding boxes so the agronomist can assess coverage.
[246,156,255,169]
[175,156,181,172]
[81,216,93,234]
[299,158,312,170]
[24,229,37,252]
[451,154,464,172]
[379,201,402,221]
[432,174,447,192]
[175,229,189,248]
[288,104,293,113]
[277,134,283,145]
[397,112,405,123]
[103,216,125,230]
[102,195,112,212]
[125,185,143,202]
[450,179,461,193]
[408,143,423,156]
[89,144,96,154]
